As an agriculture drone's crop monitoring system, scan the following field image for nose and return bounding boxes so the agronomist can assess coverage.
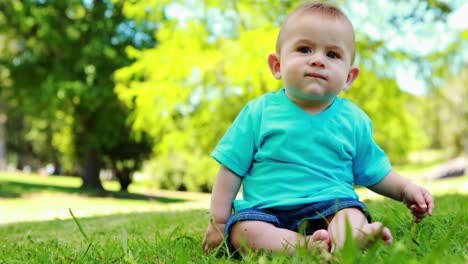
[308,53,325,68]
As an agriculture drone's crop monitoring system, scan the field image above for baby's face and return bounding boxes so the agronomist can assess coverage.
[275,12,356,101]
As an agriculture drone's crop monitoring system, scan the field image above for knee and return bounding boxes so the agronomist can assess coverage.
[336,207,366,219]
[331,207,369,227]
[327,208,369,241]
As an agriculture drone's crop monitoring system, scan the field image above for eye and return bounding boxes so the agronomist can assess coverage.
[327,51,340,59]
[297,46,311,53]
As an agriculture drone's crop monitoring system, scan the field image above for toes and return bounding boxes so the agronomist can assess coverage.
[309,229,331,252]
[311,229,330,242]
[361,222,393,246]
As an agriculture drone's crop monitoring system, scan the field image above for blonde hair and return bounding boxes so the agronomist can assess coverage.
[276,1,356,64]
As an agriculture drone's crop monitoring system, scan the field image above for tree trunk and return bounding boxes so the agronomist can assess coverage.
[81,148,104,190]
[114,166,132,192]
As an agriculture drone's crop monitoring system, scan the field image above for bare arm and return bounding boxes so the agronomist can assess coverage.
[202,165,242,252]
[369,170,434,222]
[368,170,411,201]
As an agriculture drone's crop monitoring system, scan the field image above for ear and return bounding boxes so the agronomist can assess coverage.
[268,53,281,80]
[344,66,359,90]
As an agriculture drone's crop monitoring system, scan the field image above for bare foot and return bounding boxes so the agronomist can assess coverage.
[306,229,331,252]
[359,222,393,248]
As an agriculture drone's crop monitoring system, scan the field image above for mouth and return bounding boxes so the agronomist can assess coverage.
[305,73,327,80]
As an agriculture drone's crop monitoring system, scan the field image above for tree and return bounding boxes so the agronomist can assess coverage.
[114,0,461,191]
[0,0,154,190]
[428,68,467,155]
[101,107,154,192]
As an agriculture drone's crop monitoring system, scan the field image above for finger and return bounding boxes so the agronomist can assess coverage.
[411,210,425,218]
[423,192,434,216]
[202,238,211,253]
[412,213,425,222]
[410,206,427,223]
[412,211,426,221]
[410,204,426,214]
[409,194,430,215]
[412,210,426,219]
[203,241,212,253]
[412,192,428,211]
[410,204,427,213]
[411,205,427,215]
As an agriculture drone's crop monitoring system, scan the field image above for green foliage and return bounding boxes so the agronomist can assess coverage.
[115,2,280,191]
[114,0,455,191]
[0,0,153,189]
[1,0,464,192]
[147,151,219,192]
[423,68,468,155]
[344,68,429,163]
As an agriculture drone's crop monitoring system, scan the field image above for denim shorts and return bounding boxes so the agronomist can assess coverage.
[224,198,371,252]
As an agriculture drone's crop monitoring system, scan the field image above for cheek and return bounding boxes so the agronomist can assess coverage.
[283,59,302,74]
[336,67,349,80]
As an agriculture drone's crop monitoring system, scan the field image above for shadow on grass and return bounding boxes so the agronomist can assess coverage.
[0,180,187,203]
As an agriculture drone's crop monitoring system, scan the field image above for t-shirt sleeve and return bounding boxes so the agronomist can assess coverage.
[211,104,257,177]
[353,117,392,186]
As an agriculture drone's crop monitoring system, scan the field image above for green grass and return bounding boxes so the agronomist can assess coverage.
[0,172,467,263]
[0,173,209,224]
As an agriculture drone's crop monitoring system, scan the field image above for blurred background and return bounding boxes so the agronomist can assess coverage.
[0,0,466,195]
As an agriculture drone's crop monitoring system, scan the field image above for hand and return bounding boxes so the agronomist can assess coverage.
[202,221,226,253]
[402,183,434,223]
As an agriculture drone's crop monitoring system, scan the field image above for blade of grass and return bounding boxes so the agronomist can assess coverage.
[208,214,233,258]
[122,228,128,255]
[69,208,95,258]
[122,228,138,264]
[69,208,90,243]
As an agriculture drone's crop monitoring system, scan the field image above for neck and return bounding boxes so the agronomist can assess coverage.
[285,88,335,114]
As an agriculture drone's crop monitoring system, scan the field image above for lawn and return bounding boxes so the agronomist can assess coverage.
[0,172,466,263]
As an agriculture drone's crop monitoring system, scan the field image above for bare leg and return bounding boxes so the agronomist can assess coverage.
[327,208,393,252]
[230,220,330,254]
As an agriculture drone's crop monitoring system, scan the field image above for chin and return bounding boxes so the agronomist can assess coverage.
[303,88,325,95]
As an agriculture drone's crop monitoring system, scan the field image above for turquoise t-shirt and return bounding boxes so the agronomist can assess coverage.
[212,89,392,212]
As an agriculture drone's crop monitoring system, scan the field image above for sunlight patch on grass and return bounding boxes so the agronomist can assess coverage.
[1,172,83,187]
[0,192,210,224]
[0,173,211,224]
[1,172,465,224]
